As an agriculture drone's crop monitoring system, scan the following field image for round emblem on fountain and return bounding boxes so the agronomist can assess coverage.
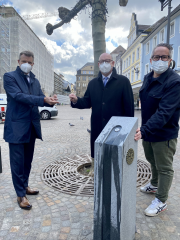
[126,148,134,165]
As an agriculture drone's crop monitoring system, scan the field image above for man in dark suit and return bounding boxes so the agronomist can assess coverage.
[69,53,134,164]
[3,51,58,210]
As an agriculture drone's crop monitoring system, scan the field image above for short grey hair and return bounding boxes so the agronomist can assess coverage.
[19,51,34,61]
[151,43,173,59]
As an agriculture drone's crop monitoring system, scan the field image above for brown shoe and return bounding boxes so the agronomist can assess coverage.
[17,196,32,210]
[26,187,39,195]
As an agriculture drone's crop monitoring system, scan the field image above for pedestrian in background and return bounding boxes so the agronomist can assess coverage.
[135,43,180,216]
[3,51,58,210]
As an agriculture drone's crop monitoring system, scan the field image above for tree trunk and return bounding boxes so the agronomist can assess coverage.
[92,0,106,77]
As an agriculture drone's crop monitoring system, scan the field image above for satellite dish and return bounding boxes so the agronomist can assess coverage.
[170,60,175,69]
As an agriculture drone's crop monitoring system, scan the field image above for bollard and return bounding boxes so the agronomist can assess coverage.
[94,117,138,240]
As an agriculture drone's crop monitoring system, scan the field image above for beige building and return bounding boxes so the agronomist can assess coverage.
[76,63,94,97]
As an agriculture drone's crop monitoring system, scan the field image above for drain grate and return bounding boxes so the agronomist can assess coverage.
[41,154,151,197]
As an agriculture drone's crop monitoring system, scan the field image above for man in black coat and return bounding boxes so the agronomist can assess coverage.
[135,43,180,217]
[69,53,134,159]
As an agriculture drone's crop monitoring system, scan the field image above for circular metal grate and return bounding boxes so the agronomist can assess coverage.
[41,155,151,196]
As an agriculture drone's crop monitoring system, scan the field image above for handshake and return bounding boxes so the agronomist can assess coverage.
[44,94,59,105]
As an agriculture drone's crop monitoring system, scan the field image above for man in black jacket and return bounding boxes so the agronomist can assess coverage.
[69,53,134,160]
[135,43,180,217]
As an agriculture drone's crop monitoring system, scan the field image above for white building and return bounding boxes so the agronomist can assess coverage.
[0,6,54,96]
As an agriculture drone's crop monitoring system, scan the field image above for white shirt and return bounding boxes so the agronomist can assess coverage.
[25,73,30,83]
[102,72,112,83]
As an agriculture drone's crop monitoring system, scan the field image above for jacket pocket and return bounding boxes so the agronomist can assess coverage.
[148,92,163,109]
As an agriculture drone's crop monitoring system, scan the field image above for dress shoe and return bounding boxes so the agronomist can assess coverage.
[26,187,39,195]
[17,196,32,210]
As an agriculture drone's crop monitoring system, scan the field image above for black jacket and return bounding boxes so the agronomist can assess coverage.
[71,67,134,158]
[140,68,180,142]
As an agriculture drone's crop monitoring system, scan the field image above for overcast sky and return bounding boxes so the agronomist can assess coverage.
[2,0,180,83]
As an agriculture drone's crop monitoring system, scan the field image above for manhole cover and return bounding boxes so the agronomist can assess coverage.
[41,154,151,197]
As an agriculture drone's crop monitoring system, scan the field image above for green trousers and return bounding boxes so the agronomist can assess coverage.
[142,139,177,203]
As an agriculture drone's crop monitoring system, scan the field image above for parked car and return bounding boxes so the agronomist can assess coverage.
[38,105,58,120]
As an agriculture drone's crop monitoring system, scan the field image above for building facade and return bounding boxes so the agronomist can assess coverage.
[76,62,94,97]
[141,4,180,79]
[121,13,167,108]
[54,72,64,95]
[0,6,54,96]
[110,45,126,75]
[122,13,150,107]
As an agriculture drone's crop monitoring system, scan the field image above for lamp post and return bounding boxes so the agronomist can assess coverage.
[159,0,172,44]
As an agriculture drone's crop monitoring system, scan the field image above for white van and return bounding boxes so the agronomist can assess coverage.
[0,94,58,120]
[0,94,7,110]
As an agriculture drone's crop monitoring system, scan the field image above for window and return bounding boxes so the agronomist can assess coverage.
[79,76,80,80]
[153,36,157,49]
[178,47,180,67]
[124,61,126,70]
[170,21,175,37]
[83,76,86,81]
[132,52,135,63]
[126,58,128,68]
[137,47,140,59]
[145,64,149,75]
[160,29,164,43]
[128,56,131,66]
[79,83,80,87]
[135,65,139,81]
[146,42,149,55]
[128,72,130,80]
[171,48,174,60]
[131,69,134,83]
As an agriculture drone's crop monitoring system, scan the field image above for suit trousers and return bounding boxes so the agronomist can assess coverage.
[9,125,36,197]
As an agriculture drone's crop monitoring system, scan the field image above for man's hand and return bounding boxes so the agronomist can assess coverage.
[134,128,142,141]
[52,94,58,101]
[44,97,59,105]
[69,93,78,103]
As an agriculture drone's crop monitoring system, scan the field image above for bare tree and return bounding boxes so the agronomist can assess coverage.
[46,0,128,76]
[46,0,128,175]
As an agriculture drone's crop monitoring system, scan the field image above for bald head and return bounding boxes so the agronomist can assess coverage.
[98,53,115,76]
[99,53,112,61]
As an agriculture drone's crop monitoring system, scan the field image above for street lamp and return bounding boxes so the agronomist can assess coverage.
[159,0,172,44]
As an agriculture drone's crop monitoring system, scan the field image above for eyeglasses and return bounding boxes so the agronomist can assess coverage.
[98,59,113,64]
[152,55,170,61]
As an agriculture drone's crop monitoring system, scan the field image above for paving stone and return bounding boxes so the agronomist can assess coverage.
[0,107,180,240]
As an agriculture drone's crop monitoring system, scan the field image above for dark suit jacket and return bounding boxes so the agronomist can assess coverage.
[71,67,134,158]
[3,66,49,143]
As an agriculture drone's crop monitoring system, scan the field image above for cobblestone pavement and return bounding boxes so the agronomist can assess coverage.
[0,105,180,240]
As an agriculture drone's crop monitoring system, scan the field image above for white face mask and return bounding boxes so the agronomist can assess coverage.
[151,60,169,74]
[99,62,112,74]
[20,63,32,73]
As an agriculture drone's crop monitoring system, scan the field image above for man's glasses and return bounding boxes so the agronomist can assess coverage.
[152,55,170,61]
[98,59,113,64]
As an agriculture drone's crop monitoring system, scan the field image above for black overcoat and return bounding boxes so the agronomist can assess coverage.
[71,67,134,158]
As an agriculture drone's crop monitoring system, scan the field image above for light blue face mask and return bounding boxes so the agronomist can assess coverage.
[151,60,169,74]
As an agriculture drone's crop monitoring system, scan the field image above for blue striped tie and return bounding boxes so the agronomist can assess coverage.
[103,77,108,86]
